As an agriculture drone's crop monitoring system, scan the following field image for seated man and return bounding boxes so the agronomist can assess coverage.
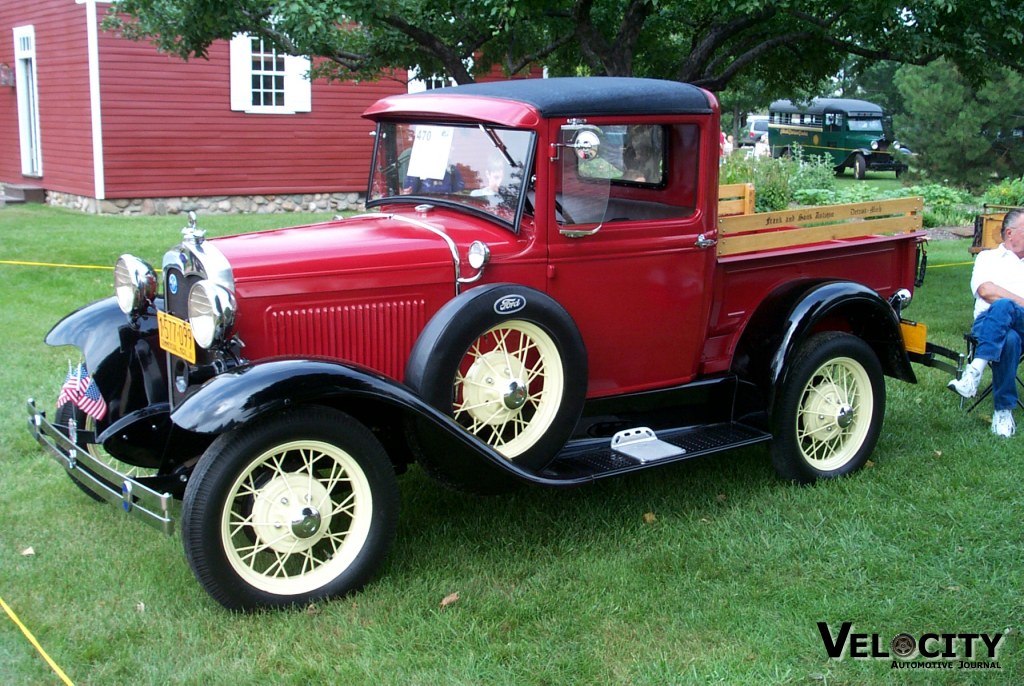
[948,208,1024,437]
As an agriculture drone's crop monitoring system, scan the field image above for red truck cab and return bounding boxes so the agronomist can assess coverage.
[27,77,943,611]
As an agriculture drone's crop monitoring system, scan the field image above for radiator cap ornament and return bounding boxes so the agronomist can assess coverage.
[182,210,206,245]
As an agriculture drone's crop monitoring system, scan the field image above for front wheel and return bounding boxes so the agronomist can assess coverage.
[181,407,399,611]
[853,153,867,180]
[770,332,885,484]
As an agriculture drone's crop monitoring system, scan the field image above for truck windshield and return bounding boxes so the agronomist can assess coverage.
[368,122,534,229]
[847,118,884,133]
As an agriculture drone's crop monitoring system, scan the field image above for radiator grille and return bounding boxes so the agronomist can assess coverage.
[269,300,427,380]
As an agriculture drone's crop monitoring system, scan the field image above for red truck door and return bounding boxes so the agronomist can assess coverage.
[543,120,716,398]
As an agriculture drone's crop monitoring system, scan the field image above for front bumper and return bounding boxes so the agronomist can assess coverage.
[26,398,177,535]
[865,153,905,172]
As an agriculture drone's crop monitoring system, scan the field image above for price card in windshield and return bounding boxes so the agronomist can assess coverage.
[406,125,455,181]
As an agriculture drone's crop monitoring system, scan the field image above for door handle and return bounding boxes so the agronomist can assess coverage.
[695,234,717,249]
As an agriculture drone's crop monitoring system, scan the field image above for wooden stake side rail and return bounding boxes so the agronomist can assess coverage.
[717,183,756,217]
[717,196,923,257]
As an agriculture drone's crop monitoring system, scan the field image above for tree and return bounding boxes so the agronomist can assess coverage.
[105,1,1024,93]
[894,60,1024,190]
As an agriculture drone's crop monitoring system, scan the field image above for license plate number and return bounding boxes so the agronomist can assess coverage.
[157,310,196,364]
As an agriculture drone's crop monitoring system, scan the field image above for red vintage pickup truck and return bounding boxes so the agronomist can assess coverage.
[27,77,954,611]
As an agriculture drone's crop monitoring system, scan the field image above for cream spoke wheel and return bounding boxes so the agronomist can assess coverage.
[220,438,373,596]
[182,407,398,610]
[452,320,564,459]
[771,332,884,483]
[794,357,870,470]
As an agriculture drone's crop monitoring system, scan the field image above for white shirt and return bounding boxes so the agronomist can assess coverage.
[971,243,1024,319]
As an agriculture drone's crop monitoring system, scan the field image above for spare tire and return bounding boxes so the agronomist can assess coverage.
[406,285,587,489]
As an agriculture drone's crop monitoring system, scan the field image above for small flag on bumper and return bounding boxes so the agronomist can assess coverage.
[57,362,108,421]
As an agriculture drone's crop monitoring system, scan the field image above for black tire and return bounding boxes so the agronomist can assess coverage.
[853,153,867,180]
[406,285,587,490]
[54,403,105,502]
[833,166,846,177]
[181,406,399,611]
[54,402,158,500]
[770,332,885,484]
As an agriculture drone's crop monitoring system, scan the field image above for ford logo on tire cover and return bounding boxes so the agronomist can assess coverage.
[494,294,527,315]
[168,273,179,295]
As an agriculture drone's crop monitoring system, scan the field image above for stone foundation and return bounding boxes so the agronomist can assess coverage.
[45,191,366,216]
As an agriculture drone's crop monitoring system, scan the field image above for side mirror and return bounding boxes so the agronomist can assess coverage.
[572,130,601,160]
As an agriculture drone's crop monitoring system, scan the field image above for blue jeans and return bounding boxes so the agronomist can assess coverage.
[972,299,1024,410]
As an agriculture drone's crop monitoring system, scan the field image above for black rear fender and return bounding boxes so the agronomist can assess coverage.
[733,281,915,398]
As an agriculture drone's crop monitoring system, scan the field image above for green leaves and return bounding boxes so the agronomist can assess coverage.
[105,1,1024,97]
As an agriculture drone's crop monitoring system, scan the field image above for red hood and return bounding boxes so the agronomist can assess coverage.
[211,214,455,285]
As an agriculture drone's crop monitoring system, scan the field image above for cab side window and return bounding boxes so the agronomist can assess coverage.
[577,125,665,186]
[560,123,698,225]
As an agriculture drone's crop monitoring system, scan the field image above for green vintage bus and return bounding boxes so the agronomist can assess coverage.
[767,98,908,179]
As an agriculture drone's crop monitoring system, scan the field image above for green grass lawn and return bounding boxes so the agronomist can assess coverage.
[835,171,905,193]
[1,205,1020,685]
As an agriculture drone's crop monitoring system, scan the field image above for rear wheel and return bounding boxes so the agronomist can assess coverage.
[181,407,399,611]
[770,332,885,483]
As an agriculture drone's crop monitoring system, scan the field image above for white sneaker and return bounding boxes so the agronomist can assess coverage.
[948,366,982,399]
[992,410,1015,438]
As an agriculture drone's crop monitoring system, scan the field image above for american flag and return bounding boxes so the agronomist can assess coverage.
[57,362,85,408]
[56,362,108,421]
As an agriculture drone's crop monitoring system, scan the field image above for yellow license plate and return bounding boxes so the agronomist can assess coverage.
[158,310,196,364]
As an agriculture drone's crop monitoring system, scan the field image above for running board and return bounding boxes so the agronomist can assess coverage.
[540,422,772,482]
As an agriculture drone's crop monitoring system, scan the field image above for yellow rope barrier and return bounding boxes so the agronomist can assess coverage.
[0,259,112,270]
[0,595,75,686]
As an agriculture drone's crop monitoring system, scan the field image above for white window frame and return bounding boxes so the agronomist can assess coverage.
[229,33,311,114]
[13,25,42,176]
[406,68,457,94]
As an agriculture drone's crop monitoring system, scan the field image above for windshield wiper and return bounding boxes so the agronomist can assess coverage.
[480,125,518,168]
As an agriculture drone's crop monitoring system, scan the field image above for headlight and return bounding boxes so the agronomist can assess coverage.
[114,254,157,315]
[187,280,236,349]
[870,140,879,150]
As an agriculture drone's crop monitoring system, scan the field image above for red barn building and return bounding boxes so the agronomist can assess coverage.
[0,1,408,214]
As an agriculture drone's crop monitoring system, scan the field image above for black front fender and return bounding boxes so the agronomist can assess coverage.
[45,297,167,424]
[169,358,560,486]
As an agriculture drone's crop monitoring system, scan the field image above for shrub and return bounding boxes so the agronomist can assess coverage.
[982,176,1024,207]
[720,145,837,212]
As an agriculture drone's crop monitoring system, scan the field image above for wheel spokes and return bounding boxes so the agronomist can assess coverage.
[226,444,363,582]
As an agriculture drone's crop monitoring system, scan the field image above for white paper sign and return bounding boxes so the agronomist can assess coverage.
[406,126,455,180]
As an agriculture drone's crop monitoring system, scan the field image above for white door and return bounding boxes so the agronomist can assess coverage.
[13,25,42,177]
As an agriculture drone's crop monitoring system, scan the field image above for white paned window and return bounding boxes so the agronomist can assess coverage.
[13,25,42,176]
[229,34,311,113]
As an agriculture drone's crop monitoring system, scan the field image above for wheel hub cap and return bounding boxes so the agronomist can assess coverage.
[291,506,322,539]
[251,473,332,553]
[503,380,528,410]
[804,383,854,440]
[462,350,530,425]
